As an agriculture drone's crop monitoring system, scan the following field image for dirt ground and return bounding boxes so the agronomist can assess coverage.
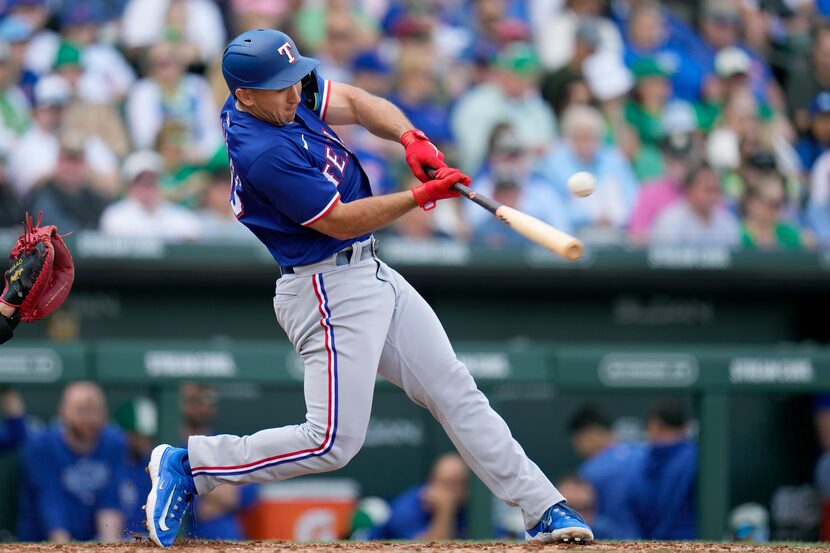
[1,542,828,553]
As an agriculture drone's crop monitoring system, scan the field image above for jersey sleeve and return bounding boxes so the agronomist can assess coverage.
[302,70,332,121]
[246,146,341,227]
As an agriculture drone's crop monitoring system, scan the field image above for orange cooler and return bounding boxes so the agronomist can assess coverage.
[241,479,359,541]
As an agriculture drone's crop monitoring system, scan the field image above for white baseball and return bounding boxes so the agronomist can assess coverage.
[567,171,596,197]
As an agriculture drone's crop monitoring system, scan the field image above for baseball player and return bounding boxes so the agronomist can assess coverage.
[145,29,593,547]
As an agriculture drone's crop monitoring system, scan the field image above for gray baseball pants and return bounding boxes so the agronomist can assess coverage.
[187,238,563,527]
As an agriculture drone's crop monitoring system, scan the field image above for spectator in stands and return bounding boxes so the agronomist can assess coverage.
[622,1,704,102]
[582,51,635,152]
[451,42,556,175]
[650,163,740,247]
[121,0,226,67]
[740,171,804,250]
[197,168,254,241]
[56,4,135,104]
[625,58,673,180]
[464,122,569,235]
[539,18,598,117]
[626,400,697,540]
[787,22,830,145]
[295,0,379,57]
[10,0,60,78]
[370,452,469,540]
[27,132,111,230]
[99,150,201,239]
[0,140,23,228]
[17,382,124,542]
[313,11,370,84]
[0,388,26,453]
[114,397,157,537]
[392,47,452,148]
[534,0,622,73]
[534,104,638,242]
[126,41,223,163]
[9,74,117,200]
[180,382,257,541]
[0,16,38,104]
[567,404,643,539]
[629,128,696,245]
[555,474,623,540]
[694,4,781,110]
[796,91,830,171]
[0,40,30,143]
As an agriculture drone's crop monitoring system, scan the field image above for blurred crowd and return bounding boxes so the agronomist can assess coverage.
[1,0,830,249]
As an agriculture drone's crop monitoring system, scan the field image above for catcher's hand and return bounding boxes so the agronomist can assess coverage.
[1,213,74,322]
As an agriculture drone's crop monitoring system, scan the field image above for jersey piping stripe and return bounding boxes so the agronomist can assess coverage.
[319,79,331,122]
[301,192,341,227]
[190,273,338,477]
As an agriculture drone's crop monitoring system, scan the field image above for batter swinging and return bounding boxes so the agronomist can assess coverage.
[145,29,593,548]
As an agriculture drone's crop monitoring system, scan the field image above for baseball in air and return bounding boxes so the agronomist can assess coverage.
[567,172,596,197]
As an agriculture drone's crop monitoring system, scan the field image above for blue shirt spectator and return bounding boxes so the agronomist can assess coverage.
[18,423,125,541]
[370,453,468,540]
[0,388,27,452]
[369,484,467,540]
[113,397,158,537]
[187,485,259,540]
[627,400,697,540]
[567,404,643,539]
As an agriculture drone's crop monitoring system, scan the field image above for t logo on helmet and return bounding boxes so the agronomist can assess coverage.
[277,42,296,64]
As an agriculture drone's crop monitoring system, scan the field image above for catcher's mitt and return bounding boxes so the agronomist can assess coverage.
[1,213,74,322]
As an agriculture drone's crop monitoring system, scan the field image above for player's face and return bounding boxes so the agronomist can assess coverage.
[240,83,303,126]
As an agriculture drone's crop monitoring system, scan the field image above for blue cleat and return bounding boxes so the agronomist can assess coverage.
[144,444,196,548]
[525,501,594,544]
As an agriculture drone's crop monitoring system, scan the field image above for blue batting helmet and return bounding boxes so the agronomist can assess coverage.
[222,29,319,95]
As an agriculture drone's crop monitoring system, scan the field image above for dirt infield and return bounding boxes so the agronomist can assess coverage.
[1,542,829,553]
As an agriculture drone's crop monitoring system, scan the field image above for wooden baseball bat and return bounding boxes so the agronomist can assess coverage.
[451,183,584,261]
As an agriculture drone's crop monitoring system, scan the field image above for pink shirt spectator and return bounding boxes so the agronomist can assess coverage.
[628,178,682,243]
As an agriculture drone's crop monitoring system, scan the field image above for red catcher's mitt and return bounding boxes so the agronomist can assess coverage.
[1,213,74,322]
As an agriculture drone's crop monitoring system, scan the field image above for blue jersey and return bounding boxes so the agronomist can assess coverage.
[221,75,373,266]
[17,424,125,541]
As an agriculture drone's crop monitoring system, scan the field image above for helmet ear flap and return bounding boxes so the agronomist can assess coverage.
[301,70,320,111]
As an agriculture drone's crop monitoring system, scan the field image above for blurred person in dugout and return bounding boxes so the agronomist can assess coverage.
[369,452,469,540]
[628,101,702,244]
[114,397,158,537]
[17,382,125,542]
[649,162,740,247]
[179,383,258,541]
[555,475,622,540]
[99,150,201,240]
[567,404,643,539]
[0,387,26,453]
[27,131,111,231]
[534,104,639,243]
[626,400,697,540]
[813,394,830,540]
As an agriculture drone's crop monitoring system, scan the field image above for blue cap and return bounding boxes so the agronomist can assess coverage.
[0,17,32,42]
[352,50,390,74]
[811,91,830,115]
[222,29,319,95]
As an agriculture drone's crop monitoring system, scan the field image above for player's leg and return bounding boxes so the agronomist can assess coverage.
[374,261,592,542]
[146,261,395,547]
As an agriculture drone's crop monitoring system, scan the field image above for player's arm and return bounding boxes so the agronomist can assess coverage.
[323,82,449,182]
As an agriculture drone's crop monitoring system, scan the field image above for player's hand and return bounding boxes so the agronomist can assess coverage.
[400,129,447,183]
[411,167,471,211]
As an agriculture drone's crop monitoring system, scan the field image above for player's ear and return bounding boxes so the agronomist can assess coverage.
[236,88,255,107]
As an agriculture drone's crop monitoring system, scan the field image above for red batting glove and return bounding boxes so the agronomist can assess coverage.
[411,167,472,211]
[400,129,447,183]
